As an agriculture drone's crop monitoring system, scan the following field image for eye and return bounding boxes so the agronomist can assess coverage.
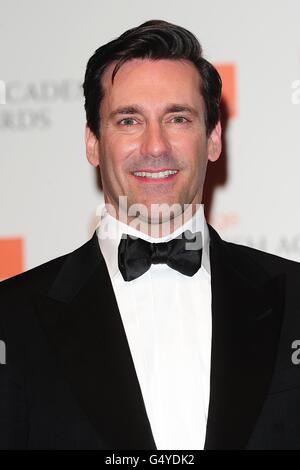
[170,116,190,124]
[119,118,137,126]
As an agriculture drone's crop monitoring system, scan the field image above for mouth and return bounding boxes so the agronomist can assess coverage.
[130,168,179,183]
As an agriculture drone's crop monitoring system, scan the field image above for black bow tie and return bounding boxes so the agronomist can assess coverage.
[118,230,203,281]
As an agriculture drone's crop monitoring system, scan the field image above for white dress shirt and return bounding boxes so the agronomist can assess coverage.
[96,203,212,450]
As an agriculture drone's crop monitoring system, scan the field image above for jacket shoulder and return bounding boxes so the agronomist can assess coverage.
[224,238,300,276]
[0,252,67,299]
[0,236,94,299]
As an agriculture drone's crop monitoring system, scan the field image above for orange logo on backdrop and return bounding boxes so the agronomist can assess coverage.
[215,63,237,117]
[0,238,24,281]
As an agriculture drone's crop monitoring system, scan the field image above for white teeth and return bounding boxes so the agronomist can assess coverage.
[133,170,178,178]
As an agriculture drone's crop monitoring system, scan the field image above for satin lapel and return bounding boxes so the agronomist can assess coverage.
[35,232,156,450]
[204,224,286,450]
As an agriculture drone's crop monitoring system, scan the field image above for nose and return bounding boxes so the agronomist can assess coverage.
[140,121,171,158]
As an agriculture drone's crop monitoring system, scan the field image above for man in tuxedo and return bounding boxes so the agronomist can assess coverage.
[1,19,300,450]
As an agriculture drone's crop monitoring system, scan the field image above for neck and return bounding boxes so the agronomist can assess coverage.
[105,201,202,239]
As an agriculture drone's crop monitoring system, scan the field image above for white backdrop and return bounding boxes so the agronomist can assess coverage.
[1,0,300,279]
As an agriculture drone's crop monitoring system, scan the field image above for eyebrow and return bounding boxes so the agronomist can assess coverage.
[109,103,199,119]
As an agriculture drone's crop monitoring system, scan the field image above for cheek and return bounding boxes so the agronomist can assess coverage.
[106,134,138,167]
[100,141,124,173]
[177,137,207,168]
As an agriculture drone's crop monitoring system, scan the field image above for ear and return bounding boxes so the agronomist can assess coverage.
[85,125,100,167]
[207,120,222,162]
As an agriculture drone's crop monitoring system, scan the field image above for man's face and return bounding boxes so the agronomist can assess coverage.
[86,58,221,224]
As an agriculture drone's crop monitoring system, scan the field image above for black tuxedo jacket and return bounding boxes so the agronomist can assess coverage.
[1,224,300,450]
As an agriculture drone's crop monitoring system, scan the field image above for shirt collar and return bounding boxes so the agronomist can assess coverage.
[96,202,211,279]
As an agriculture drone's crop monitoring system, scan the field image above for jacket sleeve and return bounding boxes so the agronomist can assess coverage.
[0,295,28,450]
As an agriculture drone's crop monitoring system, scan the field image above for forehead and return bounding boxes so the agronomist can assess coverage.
[100,58,203,110]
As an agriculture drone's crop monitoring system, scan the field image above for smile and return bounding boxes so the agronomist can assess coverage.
[132,169,178,180]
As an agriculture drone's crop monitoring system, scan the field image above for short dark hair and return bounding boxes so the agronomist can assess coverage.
[83,19,222,138]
